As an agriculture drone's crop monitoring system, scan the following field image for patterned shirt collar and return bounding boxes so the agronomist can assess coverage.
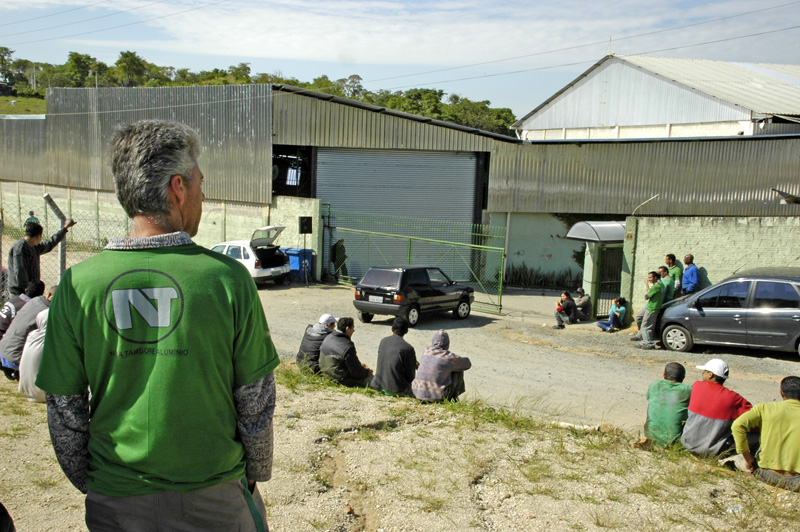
[104,231,193,250]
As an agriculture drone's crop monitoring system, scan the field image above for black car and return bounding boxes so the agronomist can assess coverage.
[659,267,800,355]
[353,266,474,326]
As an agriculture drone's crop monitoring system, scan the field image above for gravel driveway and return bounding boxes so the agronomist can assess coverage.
[258,282,800,431]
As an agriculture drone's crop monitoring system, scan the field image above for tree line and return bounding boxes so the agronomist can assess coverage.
[0,48,516,136]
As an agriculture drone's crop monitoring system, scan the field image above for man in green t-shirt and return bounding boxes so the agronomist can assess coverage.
[636,271,664,350]
[634,362,692,448]
[36,120,278,531]
[658,266,675,302]
[665,254,683,296]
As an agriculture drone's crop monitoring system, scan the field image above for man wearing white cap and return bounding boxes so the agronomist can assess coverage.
[681,358,752,456]
[297,314,337,373]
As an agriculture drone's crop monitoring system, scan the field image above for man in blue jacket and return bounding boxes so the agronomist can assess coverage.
[682,254,699,294]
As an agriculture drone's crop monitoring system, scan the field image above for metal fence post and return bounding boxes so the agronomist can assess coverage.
[43,194,67,279]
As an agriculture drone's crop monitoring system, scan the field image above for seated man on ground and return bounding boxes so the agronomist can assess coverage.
[297,313,337,372]
[597,296,626,332]
[634,362,691,448]
[18,309,48,403]
[0,285,56,380]
[0,280,45,380]
[732,376,800,492]
[553,291,577,329]
[681,358,752,456]
[319,316,373,387]
[370,317,417,396]
[412,330,471,402]
[574,287,592,320]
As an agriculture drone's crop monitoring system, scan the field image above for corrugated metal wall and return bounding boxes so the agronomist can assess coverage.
[42,85,273,203]
[488,136,800,216]
[519,58,751,130]
[0,116,47,184]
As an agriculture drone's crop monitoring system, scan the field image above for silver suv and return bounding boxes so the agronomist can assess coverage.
[659,268,800,356]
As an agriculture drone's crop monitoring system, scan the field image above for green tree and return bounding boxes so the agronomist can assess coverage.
[228,63,252,84]
[336,74,364,99]
[64,52,95,87]
[0,47,14,84]
[115,51,147,87]
[445,94,516,136]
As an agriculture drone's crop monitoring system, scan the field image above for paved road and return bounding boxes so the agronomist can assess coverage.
[258,283,800,431]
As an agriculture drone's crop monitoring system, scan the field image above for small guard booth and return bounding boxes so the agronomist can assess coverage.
[565,221,626,318]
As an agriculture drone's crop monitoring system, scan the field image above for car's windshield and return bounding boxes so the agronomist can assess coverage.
[360,269,402,289]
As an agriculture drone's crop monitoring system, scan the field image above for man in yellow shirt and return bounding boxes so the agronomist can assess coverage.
[732,376,800,492]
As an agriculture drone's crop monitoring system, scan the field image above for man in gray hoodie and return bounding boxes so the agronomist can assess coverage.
[297,314,337,372]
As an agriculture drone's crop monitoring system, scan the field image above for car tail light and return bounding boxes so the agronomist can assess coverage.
[354,289,361,300]
[255,260,261,268]
[284,255,289,265]
[393,293,403,304]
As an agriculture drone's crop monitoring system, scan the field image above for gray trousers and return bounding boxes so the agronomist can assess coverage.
[85,478,268,532]
[754,469,800,492]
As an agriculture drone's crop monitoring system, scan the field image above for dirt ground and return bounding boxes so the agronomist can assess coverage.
[1,281,799,531]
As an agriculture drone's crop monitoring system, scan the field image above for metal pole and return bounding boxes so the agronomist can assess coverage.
[43,193,67,279]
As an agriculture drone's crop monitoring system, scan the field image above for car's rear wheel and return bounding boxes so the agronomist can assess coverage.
[662,325,694,352]
[405,305,420,327]
[453,299,471,319]
[357,312,373,324]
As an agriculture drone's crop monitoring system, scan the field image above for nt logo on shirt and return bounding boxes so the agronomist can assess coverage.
[104,270,185,344]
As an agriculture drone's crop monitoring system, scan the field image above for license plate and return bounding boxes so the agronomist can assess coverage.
[369,295,383,303]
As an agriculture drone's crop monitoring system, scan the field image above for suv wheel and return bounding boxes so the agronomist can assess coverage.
[662,325,694,352]
[453,299,471,319]
[405,305,420,327]
[357,312,373,324]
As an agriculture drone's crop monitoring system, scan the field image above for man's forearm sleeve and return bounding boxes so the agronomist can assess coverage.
[45,391,90,494]
[234,372,276,481]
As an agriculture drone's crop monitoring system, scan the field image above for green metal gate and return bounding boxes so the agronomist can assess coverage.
[323,209,506,314]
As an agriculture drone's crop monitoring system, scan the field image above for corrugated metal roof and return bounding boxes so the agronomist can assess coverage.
[513,55,800,128]
[620,55,800,115]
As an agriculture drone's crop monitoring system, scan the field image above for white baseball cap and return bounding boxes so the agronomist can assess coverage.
[319,314,338,326]
[697,358,729,380]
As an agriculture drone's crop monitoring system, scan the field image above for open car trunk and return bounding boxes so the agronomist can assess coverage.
[251,226,287,268]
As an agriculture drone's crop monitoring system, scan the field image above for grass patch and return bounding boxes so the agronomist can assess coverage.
[274,361,377,397]
[0,96,47,115]
[589,508,620,528]
[440,397,548,433]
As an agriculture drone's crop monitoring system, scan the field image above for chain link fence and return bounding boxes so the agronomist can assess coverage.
[322,209,506,313]
[1,183,130,300]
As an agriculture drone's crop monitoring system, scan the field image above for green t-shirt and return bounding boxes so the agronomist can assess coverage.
[644,379,692,446]
[645,282,664,312]
[668,265,682,286]
[36,243,279,497]
[659,275,674,302]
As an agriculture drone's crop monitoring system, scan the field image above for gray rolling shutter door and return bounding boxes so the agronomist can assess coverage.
[317,148,477,223]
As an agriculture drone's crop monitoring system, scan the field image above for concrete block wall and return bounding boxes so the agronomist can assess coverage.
[621,216,800,314]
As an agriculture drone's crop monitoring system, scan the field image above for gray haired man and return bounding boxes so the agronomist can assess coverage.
[36,120,278,531]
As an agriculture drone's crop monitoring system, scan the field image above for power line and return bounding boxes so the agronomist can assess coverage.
[0,0,115,28]
[363,0,800,85]
[0,0,171,39]
[4,0,232,46]
[379,23,800,92]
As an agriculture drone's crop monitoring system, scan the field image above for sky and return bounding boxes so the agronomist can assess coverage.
[2,0,800,118]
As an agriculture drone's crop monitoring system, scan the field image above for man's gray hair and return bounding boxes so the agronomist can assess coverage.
[108,120,201,219]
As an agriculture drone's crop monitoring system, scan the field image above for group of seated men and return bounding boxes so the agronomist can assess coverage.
[636,358,800,492]
[0,281,55,403]
[296,314,472,402]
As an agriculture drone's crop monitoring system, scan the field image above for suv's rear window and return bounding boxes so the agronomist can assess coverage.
[360,269,402,289]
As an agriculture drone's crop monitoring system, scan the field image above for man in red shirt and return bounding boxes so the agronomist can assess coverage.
[680,358,752,456]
